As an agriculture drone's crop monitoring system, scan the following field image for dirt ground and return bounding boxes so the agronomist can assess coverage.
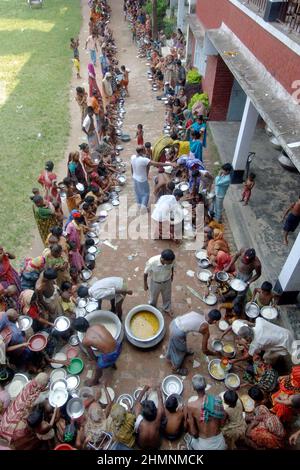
[27,0,243,450]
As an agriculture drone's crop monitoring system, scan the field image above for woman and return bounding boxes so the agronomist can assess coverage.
[32,195,58,245]
[0,247,21,292]
[88,63,101,98]
[271,366,300,422]
[207,229,229,257]
[245,405,285,449]
[108,404,135,449]
[20,256,45,291]
[75,87,88,125]
[212,243,233,273]
[67,151,87,187]
[0,373,49,449]
[102,72,113,102]
[65,211,86,272]
[38,161,62,211]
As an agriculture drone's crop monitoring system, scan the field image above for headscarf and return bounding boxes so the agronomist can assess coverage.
[23,256,45,273]
[109,404,135,448]
[102,73,113,97]
[19,289,35,314]
[88,63,96,78]
[65,209,82,229]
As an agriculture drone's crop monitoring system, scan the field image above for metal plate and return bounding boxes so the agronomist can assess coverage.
[245,302,260,319]
[75,307,86,318]
[232,319,248,335]
[116,394,134,410]
[204,294,217,306]
[50,379,68,392]
[162,375,183,396]
[49,388,68,408]
[199,258,211,269]
[81,269,92,281]
[112,199,120,206]
[50,368,67,383]
[69,334,80,346]
[54,316,70,332]
[229,278,247,292]
[76,183,85,192]
[7,373,29,398]
[66,397,84,419]
[87,231,97,238]
[218,320,229,331]
[77,298,87,308]
[178,182,189,192]
[99,387,115,405]
[261,306,278,321]
[16,315,33,331]
[66,375,80,391]
[85,301,98,313]
[50,352,67,369]
[88,246,97,254]
[197,270,212,282]
[225,373,240,390]
[195,249,207,260]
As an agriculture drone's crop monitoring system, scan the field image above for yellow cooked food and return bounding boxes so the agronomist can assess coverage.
[130,311,160,339]
[223,344,234,353]
[210,364,225,379]
[227,376,238,386]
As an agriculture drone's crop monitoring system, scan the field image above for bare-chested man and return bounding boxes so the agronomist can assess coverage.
[161,394,184,441]
[282,196,300,245]
[72,317,121,386]
[134,385,164,450]
[35,268,64,320]
[224,248,261,302]
[184,374,226,450]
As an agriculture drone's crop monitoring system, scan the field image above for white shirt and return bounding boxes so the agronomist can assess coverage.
[175,311,207,333]
[131,155,150,182]
[248,317,293,356]
[151,195,183,223]
[82,114,94,134]
[88,277,123,301]
[144,255,174,282]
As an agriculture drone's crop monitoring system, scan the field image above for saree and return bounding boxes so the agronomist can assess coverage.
[33,205,58,246]
[271,366,300,422]
[247,405,285,449]
[38,170,61,207]
[0,373,48,448]
[0,255,21,292]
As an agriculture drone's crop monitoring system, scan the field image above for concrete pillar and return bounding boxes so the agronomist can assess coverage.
[231,96,259,183]
[275,233,300,304]
[170,0,178,9]
[177,0,185,31]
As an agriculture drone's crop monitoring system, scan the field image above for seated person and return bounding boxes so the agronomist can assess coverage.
[250,281,279,308]
[60,281,76,319]
[134,385,164,450]
[161,394,184,441]
[221,390,246,450]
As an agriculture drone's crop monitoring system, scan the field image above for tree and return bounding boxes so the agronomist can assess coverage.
[152,0,158,40]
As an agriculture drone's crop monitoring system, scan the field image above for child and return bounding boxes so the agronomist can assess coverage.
[221,391,246,450]
[120,65,129,96]
[72,58,81,79]
[144,142,152,159]
[250,281,279,307]
[70,38,80,59]
[60,281,76,318]
[241,172,256,205]
[136,124,144,146]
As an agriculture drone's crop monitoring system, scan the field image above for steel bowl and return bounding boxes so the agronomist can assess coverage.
[208,359,231,381]
[195,249,208,260]
[116,394,134,410]
[81,269,92,281]
[222,343,236,358]
[54,316,70,332]
[215,271,229,283]
[225,373,240,390]
[16,315,33,332]
[162,375,183,396]
[178,182,189,193]
[197,270,212,282]
[211,339,223,352]
[66,375,80,391]
[66,397,84,419]
[85,253,96,263]
[245,302,260,319]
[204,294,218,306]
[76,183,85,192]
[87,231,97,239]
[69,334,80,346]
[199,258,211,269]
[261,306,278,321]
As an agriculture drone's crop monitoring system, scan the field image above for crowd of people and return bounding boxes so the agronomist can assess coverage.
[0,0,299,452]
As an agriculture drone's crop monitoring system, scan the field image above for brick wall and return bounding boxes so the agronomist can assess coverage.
[203,55,234,120]
[196,0,300,96]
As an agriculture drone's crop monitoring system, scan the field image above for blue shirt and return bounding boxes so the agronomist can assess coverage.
[189,140,203,161]
[215,174,231,198]
[0,312,25,345]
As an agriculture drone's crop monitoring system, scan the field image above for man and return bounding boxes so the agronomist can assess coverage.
[175,59,186,95]
[144,249,176,317]
[214,163,232,223]
[225,247,262,302]
[85,33,98,66]
[184,375,226,450]
[232,317,293,364]
[166,309,221,375]
[35,268,64,320]
[151,189,184,242]
[131,146,174,209]
[82,107,99,153]
[77,277,132,319]
[73,317,120,386]
[134,385,164,450]
[282,195,300,245]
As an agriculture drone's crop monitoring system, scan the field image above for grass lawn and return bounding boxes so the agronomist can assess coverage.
[0,0,81,259]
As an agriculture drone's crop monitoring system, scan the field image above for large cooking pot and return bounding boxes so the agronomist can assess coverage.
[77,310,124,357]
[125,305,165,349]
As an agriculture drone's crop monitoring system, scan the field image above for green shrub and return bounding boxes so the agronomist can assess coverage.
[163,17,177,38]
[144,0,168,30]
[188,92,209,110]
[187,68,202,84]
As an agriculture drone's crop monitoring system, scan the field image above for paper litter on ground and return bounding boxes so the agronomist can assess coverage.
[103,240,118,250]
[86,370,93,379]
[193,360,201,368]
[186,270,195,278]
[186,297,192,305]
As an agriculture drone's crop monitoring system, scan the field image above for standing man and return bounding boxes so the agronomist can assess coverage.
[77,277,133,320]
[214,163,232,223]
[82,107,99,153]
[85,33,98,66]
[144,249,176,317]
[166,310,221,375]
[175,60,186,95]
[282,195,300,245]
[184,375,226,450]
[131,146,175,209]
